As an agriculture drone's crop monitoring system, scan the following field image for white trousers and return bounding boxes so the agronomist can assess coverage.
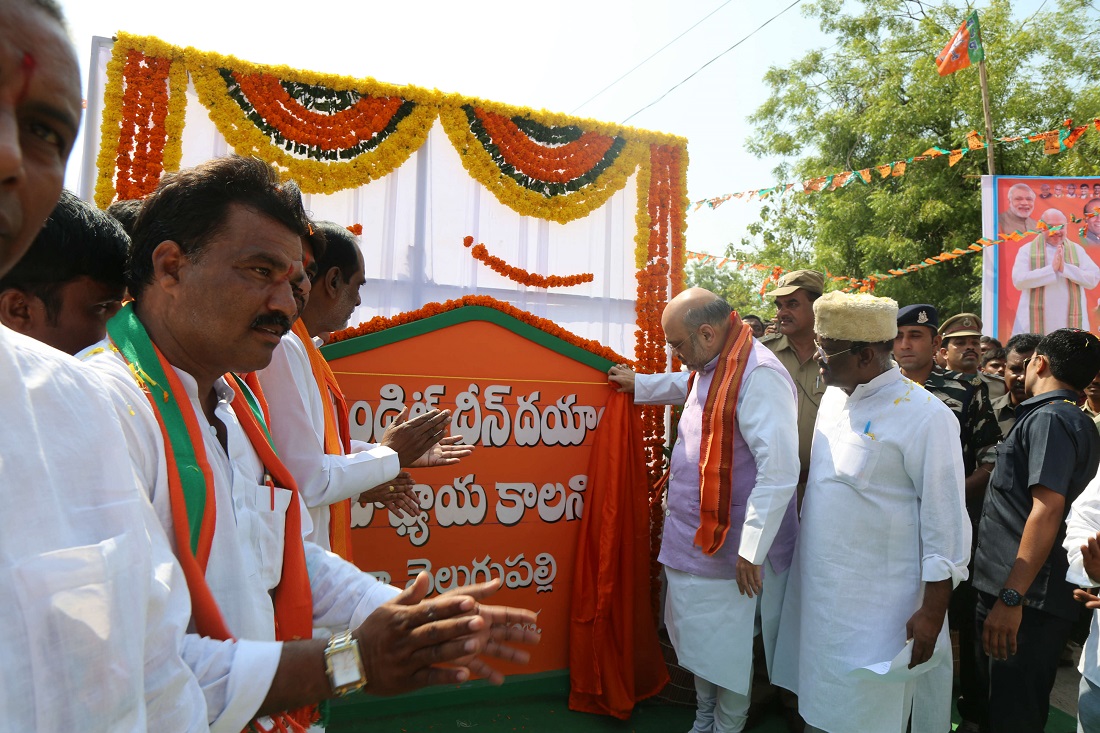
[691,674,752,733]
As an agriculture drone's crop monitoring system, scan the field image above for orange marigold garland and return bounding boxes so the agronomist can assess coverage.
[633,143,685,623]
[462,236,594,289]
[329,295,628,366]
[112,49,173,201]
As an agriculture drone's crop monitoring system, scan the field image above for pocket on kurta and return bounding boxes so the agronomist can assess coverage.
[831,431,883,491]
[12,534,145,730]
[252,484,293,590]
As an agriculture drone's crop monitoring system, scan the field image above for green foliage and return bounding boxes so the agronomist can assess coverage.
[743,0,1100,314]
[684,258,777,319]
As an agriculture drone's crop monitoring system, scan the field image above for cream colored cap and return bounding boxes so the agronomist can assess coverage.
[813,291,899,343]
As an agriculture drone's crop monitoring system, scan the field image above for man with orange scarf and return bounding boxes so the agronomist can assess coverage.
[86,156,540,732]
[613,288,799,733]
[256,221,472,563]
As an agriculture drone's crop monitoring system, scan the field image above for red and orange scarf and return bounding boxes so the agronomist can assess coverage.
[690,312,753,555]
[291,319,355,561]
[107,304,315,732]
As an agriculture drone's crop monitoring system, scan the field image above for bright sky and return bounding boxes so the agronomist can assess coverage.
[56,0,1044,257]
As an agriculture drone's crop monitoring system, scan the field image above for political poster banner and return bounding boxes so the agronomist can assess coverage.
[981,175,1100,342]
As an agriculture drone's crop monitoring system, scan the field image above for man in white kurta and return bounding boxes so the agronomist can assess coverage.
[1063,471,1100,732]
[2,325,208,731]
[86,341,403,730]
[611,288,799,733]
[1011,209,1100,334]
[258,327,401,551]
[772,291,970,733]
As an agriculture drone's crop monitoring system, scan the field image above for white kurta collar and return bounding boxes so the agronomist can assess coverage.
[847,366,904,402]
[172,366,236,405]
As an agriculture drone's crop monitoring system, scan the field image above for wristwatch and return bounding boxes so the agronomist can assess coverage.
[998,588,1028,608]
[324,630,367,696]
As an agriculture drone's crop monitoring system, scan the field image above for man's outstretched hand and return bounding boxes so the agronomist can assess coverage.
[380,408,451,466]
[352,574,541,695]
[411,435,475,468]
[358,471,418,517]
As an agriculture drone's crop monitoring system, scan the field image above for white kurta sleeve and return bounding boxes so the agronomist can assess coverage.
[305,541,402,630]
[1065,473,1100,587]
[179,635,282,733]
[903,402,971,586]
[634,371,690,405]
[258,336,400,509]
[736,367,799,564]
[1064,244,1100,290]
[1012,243,1057,289]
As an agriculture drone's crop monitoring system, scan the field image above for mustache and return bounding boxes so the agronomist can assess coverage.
[250,313,292,335]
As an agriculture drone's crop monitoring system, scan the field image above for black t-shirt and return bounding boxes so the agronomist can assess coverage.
[973,389,1100,620]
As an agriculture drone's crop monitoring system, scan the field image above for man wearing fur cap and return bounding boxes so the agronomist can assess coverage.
[772,292,971,733]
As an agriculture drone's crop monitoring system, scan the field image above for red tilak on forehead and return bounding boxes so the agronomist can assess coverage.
[16,51,36,103]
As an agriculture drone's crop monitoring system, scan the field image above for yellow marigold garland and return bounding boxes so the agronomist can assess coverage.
[439,100,648,224]
[162,59,189,173]
[93,43,128,209]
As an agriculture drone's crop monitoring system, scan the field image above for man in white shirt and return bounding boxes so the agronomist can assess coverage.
[0,1,210,729]
[256,220,471,560]
[1011,208,1100,334]
[1064,472,1100,732]
[771,291,970,733]
[86,155,539,731]
[609,288,799,733]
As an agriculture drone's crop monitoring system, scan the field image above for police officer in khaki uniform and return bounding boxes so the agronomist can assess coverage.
[895,305,1003,732]
[760,269,825,507]
[940,312,1006,400]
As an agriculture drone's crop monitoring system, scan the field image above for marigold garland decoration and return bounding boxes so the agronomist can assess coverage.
[93,41,186,207]
[439,100,649,224]
[462,236,594,288]
[329,295,628,366]
[189,61,438,195]
[632,143,686,621]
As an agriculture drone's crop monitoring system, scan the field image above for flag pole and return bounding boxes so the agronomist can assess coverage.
[978,59,996,175]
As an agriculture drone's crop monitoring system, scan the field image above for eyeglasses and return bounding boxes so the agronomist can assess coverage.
[667,330,697,354]
[814,339,864,365]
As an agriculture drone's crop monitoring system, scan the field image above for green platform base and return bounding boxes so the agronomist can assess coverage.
[327,671,1079,732]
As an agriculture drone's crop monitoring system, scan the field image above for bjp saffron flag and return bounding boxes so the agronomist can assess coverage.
[936,10,984,76]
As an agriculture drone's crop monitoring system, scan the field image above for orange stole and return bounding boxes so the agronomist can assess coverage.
[695,312,752,555]
[291,320,354,561]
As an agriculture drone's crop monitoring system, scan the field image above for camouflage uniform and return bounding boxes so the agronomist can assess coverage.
[990,392,1018,440]
[924,365,1003,477]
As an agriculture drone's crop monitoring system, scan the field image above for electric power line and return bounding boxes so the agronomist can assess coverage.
[622,0,805,125]
[571,0,734,114]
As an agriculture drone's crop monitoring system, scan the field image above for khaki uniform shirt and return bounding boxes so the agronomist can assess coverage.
[1082,403,1100,435]
[762,333,825,480]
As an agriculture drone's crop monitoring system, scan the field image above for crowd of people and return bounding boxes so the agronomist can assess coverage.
[610,270,1100,733]
[6,2,1100,733]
